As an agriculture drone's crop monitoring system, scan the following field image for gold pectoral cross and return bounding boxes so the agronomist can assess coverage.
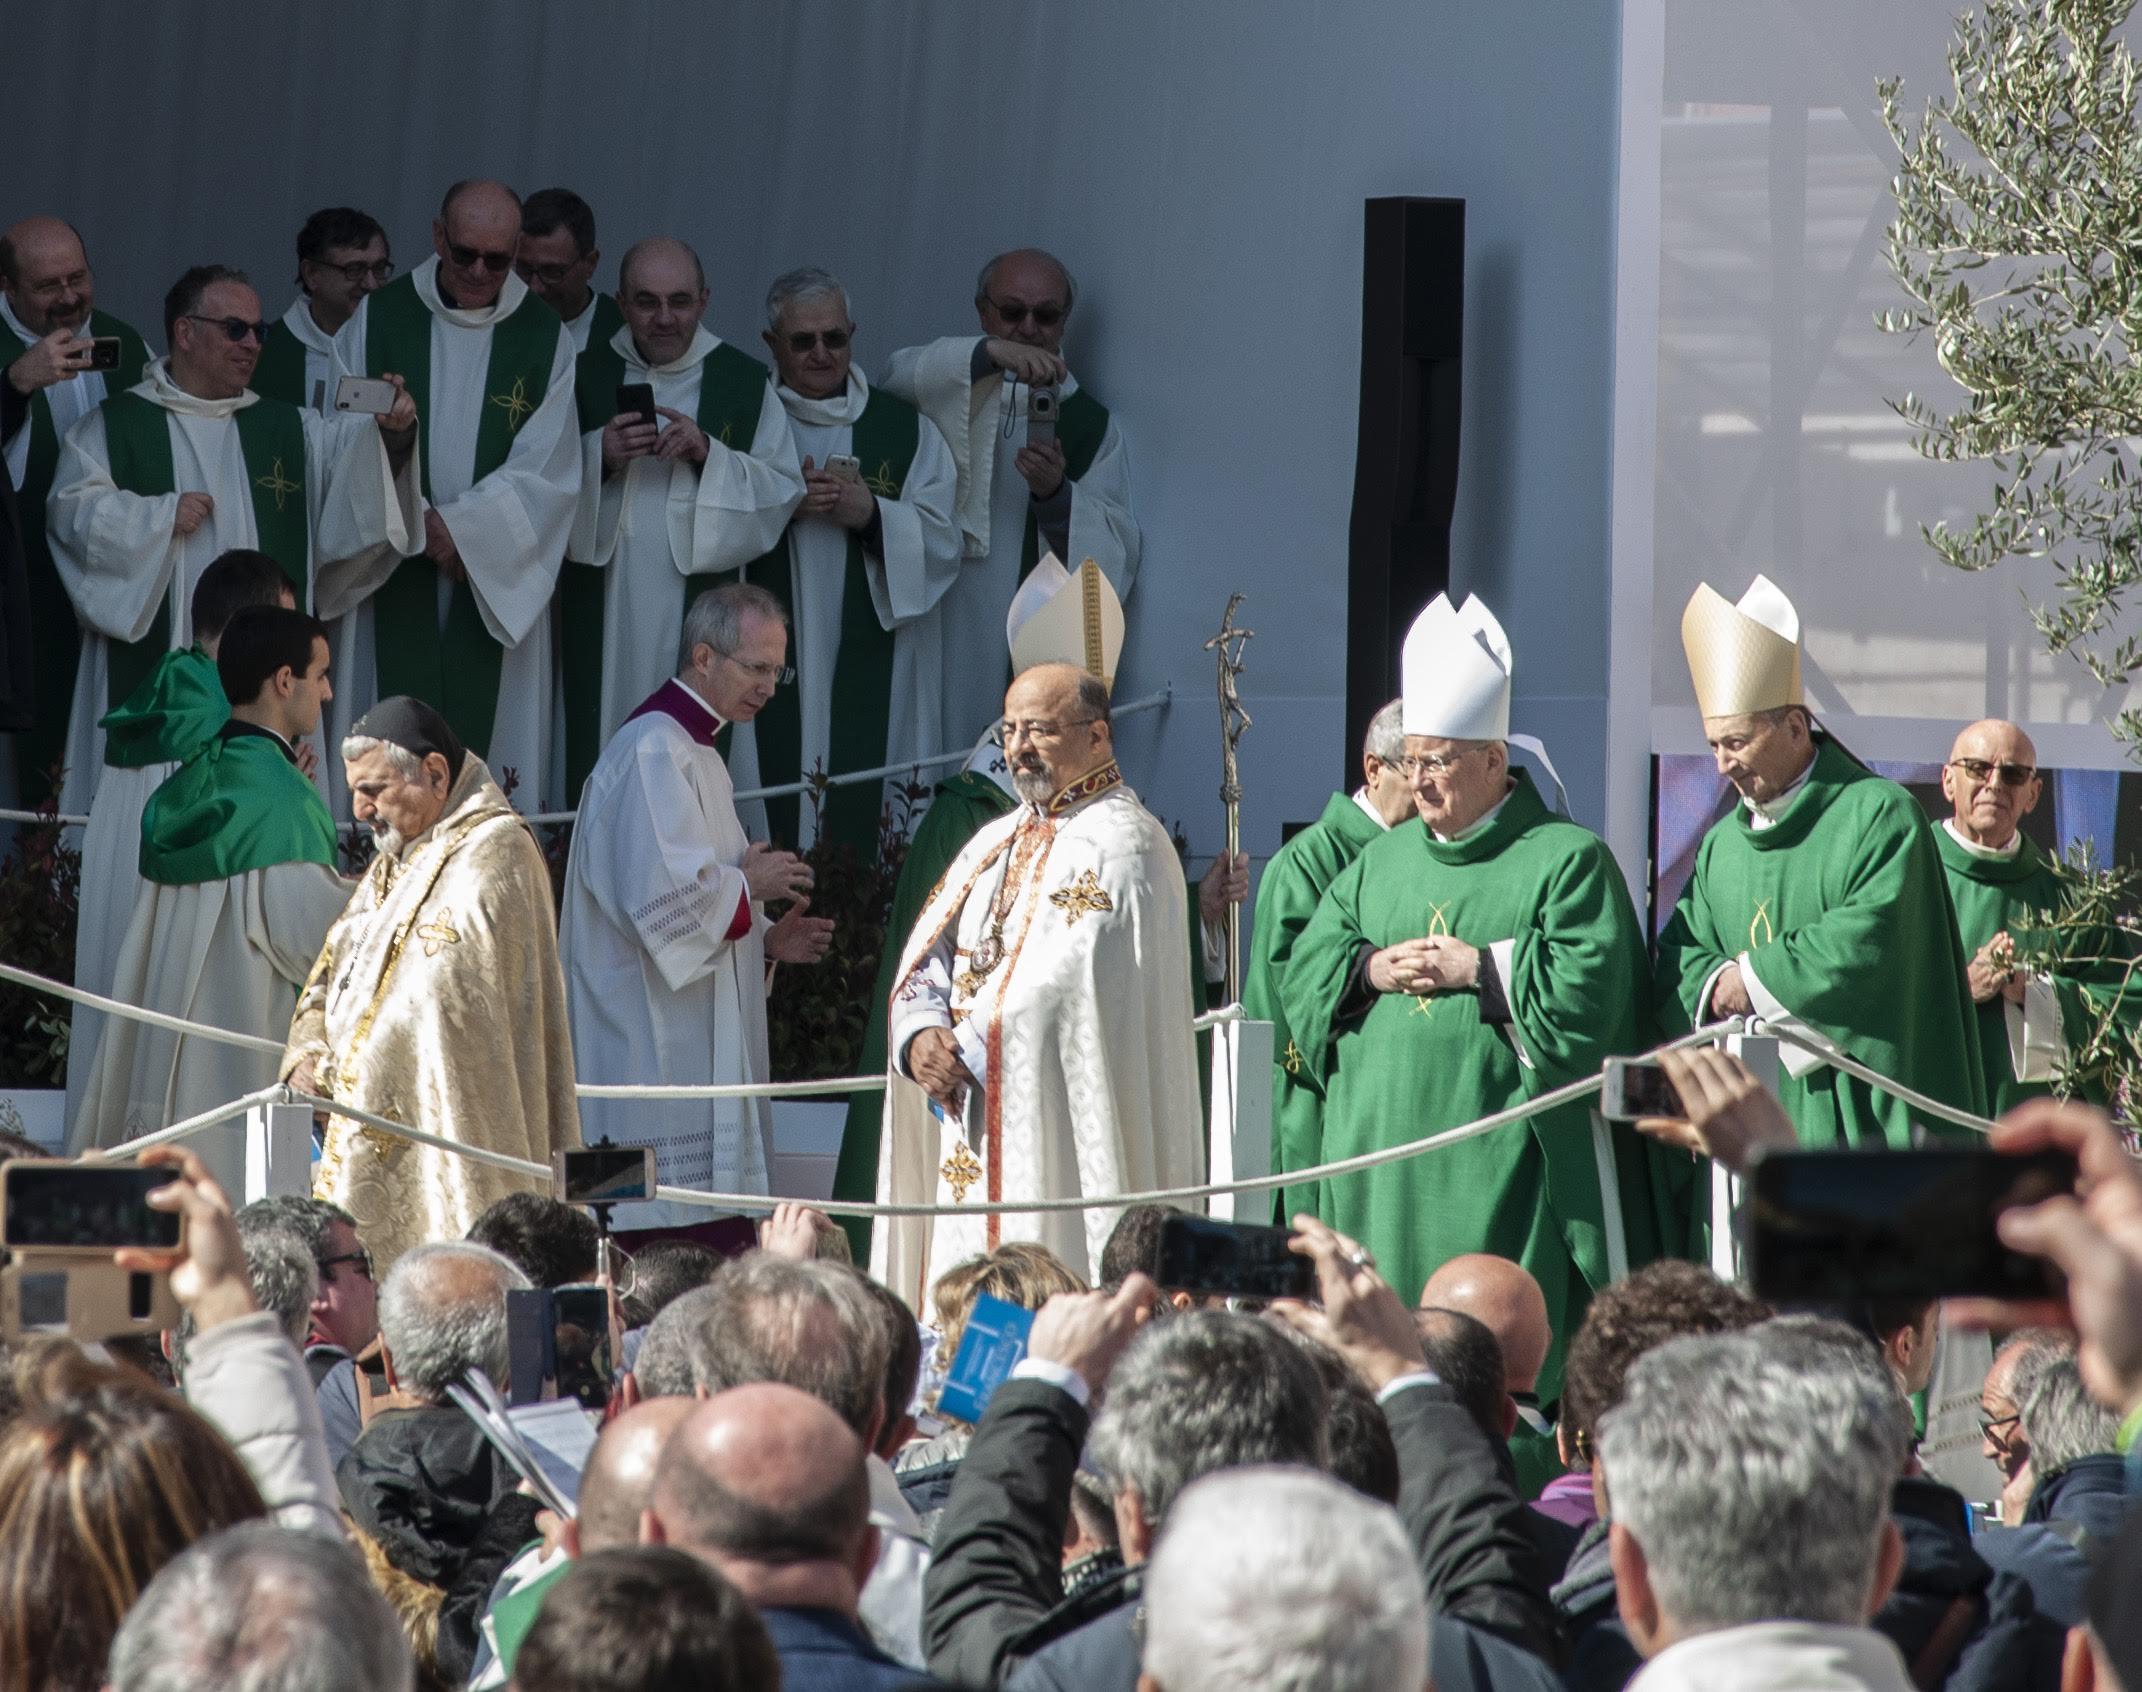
[1749,898,1775,948]
[254,455,300,512]
[1049,869,1114,924]
[489,377,535,432]
[941,1141,983,1203]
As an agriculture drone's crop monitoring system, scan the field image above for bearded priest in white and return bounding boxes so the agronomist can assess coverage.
[873,658,1201,1304]
[879,247,1138,753]
[558,236,804,807]
[44,263,422,819]
[320,179,582,812]
[562,583,834,1234]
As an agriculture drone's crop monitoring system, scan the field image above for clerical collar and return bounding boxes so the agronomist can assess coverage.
[1433,781,1516,844]
[1352,788,1394,831]
[1942,817,2023,860]
[612,322,718,378]
[145,357,255,418]
[415,255,528,329]
[1036,761,1122,817]
[626,677,726,747]
[1743,755,1816,831]
[779,369,870,427]
[218,718,299,764]
[287,295,337,353]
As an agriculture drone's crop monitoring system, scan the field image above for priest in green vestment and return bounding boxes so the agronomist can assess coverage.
[1283,594,1682,1403]
[73,605,350,1196]
[1654,575,1986,1152]
[255,207,393,413]
[1248,697,1417,1224]
[0,214,153,805]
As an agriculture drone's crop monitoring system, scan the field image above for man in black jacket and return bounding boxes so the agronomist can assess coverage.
[920,1218,1560,1692]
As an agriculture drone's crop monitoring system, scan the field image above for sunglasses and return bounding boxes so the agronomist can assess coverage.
[448,243,515,275]
[785,329,850,352]
[317,259,394,287]
[1948,758,2037,788]
[984,295,1065,328]
[516,258,583,287]
[184,314,270,345]
[317,1249,374,1281]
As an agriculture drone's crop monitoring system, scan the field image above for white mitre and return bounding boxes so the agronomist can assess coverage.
[1005,552,1125,689]
[1681,573,1802,720]
[1401,593,1512,740]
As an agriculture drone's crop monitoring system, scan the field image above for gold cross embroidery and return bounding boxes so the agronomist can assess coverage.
[865,460,898,497]
[416,915,461,957]
[489,377,535,432]
[1049,869,1114,924]
[1426,902,1452,939]
[359,1125,412,1167]
[1283,1039,1304,1075]
[942,1141,983,1202]
[254,455,300,512]
[717,422,735,447]
[1749,899,1775,948]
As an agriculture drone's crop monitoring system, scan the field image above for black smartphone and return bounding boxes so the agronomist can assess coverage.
[505,1286,557,1404]
[615,382,656,428]
[553,1145,655,1206]
[1155,1215,1317,1301]
[0,1161,181,1252]
[87,336,122,371]
[552,1283,614,1410]
[1746,1146,2077,1303]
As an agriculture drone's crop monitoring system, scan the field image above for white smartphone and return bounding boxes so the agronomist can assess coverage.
[825,454,862,483]
[334,374,399,416]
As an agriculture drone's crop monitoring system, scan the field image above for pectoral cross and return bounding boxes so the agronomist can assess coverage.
[254,456,300,512]
[941,1142,983,1203]
[489,377,535,432]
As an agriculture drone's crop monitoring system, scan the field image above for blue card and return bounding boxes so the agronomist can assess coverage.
[937,1293,1034,1423]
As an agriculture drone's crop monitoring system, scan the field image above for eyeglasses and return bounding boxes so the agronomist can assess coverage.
[1948,758,2037,788]
[997,716,1099,744]
[1397,748,1477,778]
[317,1249,374,1281]
[315,258,393,287]
[983,295,1066,328]
[184,314,271,345]
[515,258,584,287]
[719,652,795,686]
[784,329,851,352]
[448,243,515,274]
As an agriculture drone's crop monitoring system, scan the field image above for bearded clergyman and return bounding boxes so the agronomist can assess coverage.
[283,695,579,1267]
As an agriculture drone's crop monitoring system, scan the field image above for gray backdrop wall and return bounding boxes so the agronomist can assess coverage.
[3,0,1625,871]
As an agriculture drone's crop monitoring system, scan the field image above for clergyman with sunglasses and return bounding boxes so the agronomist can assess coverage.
[881,245,1140,751]
[323,177,584,811]
[46,262,423,821]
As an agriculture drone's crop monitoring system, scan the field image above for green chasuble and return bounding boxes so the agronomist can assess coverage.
[1654,737,1986,1157]
[1242,791,1388,1224]
[1282,771,1683,1405]
[99,391,310,710]
[560,337,771,803]
[744,389,921,853]
[2,308,151,803]
[139,726,338,885]
[99,646,226,770]
[363,273,559,756]
[251,317,313,409]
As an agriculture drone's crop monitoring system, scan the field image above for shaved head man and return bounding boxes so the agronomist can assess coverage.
[571,1395,696,1555]
[1942,718,2041,852]
[432,178,522,312]
[1421,1253,1551,1395]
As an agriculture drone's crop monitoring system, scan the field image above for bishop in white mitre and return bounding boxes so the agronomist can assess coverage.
[45,267,421,821]
[724,266,959,851]
[320,181,581,812]
[561,581,832,1233]
[879,246,1138,754]
[559,237,803,806]
[873,569,1198,1304]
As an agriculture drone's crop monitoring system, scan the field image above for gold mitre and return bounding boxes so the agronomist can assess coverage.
[1680,573,1802,720]
[1005,553,1124,689]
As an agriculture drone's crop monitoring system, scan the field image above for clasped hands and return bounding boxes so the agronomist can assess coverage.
[1968,932,2027,1007]
[1368,933,1480,995]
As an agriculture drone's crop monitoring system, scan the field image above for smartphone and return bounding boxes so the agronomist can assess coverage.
[1026,383,1059,447]
[1600,1056,1685,1121]
[615,383,657,428]
[1745,1146,2077,1303]
[1155,1215,1317,1301]
[553,1145,656,1207]
[0,1160,181,1253]
[551,1283,615,1410]
[334,374,399,416]
[824,453,862,483]
[86,336,122,372]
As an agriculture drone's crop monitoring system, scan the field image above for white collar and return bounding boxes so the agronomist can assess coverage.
[1743,755,1816,830]
[0,293,48,347]
[142,357,256,419]
[1941,817,2023,860]
[561,292,600,331]
[611,322,717,378]
[1352,788,1394,832]
[281,296,338,355]
[778,368,869,427]
[412,254,530,329]
[1433,782,1515,844]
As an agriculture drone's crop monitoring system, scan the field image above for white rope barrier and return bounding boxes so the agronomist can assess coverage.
[577,1075,884,1100]
[1757,1021,1997,1137]
[0,808,86,827]
[100,1087,285,1159]
[0,961,286,1056]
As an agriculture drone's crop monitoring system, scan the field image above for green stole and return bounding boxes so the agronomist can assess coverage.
[252,314,316,409]
[138,726,339,884]
[99,390,310,711]
[570,292,625,352]
[2,308,151,802]
[743,389,921,852]
[1019,387,1109,573]
[363,272,560,755]
[99,645,226,769]
[560,335,771,803]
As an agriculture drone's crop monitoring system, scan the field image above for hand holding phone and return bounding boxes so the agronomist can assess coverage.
[1155,1215,1318,1301]
[334,374,400,416]
[824,453,862,483]
[615,383,657,429]
[87,336,122,372]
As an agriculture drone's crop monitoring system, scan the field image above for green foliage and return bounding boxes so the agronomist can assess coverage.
[0,806,80,1087]
[2004,844,2142,1107]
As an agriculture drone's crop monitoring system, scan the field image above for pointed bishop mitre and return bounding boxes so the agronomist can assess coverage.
[1680,573,1802,720]
[1401,593,1512,740]
[1005,553,1124,689]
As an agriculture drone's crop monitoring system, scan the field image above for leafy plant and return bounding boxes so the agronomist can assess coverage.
[0,797,80,1086]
